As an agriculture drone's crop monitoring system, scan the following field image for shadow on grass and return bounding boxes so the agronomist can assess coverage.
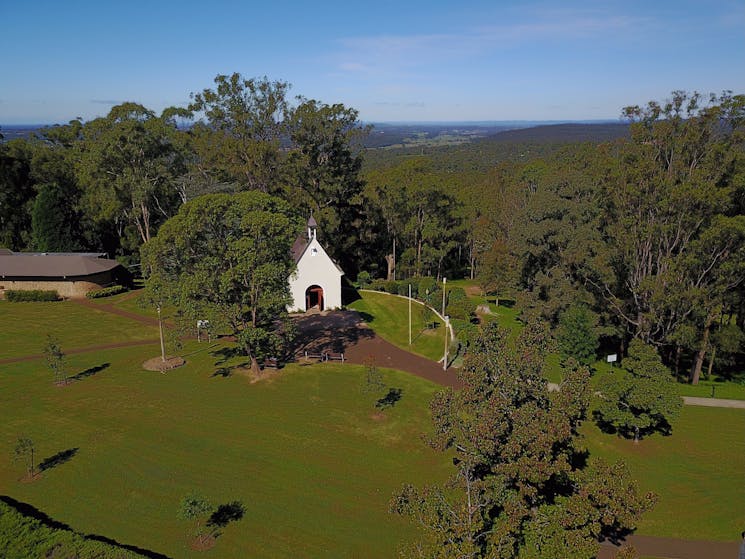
[356,311,375,323]
[208,501,245,538]
[68,363,110,381]
[39,448,79,472]
[0,495,172,559]
[376,388,402,410]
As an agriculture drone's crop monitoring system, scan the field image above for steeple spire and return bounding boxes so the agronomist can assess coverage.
[307,213,318,240]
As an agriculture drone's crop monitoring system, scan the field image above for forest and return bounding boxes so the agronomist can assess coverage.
[1,76,743,385]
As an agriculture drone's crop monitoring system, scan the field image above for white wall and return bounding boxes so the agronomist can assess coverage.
[288,237,343,312]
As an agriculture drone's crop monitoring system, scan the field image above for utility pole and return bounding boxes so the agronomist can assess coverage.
[441,277,447,317]
[408,283,412,345]
[443,315,449,371]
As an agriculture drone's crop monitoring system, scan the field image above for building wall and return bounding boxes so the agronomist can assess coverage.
[0,271,114,299]
[288,238,343,312]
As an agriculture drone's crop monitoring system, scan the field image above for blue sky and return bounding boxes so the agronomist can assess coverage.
[1,0,743,124]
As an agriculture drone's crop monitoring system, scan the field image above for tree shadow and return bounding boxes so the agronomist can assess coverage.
[39,448,79,472]
[68,363,110,381]
[212,367,233,378]
[292,311,376,356]
[376,388,402,410]
[356,311,375,323]
[207,501,245,538]
[210,346,242,365]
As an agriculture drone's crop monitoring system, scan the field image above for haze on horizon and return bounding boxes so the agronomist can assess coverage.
[1,0,743,125]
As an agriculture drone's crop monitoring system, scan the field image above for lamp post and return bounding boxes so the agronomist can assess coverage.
[443,315,449,371]
[408,283,412,346]
[441,277,447,317]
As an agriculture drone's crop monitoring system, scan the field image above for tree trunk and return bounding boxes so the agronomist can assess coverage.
[385,254,396,281]
[157,305,166,362]
[674,344,682,376]
[689,318,712,385]
[706,345,717,380]
[251,355,261,376]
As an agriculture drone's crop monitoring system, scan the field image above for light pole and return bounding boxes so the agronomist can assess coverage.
[441,277,447,318]
[443,315,449,371]
[408,283,412,346]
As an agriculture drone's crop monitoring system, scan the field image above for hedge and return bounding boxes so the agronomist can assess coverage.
[86,284,128,299]
[0,499,147,558]
[4,290,60,302]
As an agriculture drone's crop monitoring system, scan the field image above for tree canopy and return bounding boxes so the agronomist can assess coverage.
[141,191,299,373]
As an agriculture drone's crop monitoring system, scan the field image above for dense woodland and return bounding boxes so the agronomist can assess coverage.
[1,78,744,384]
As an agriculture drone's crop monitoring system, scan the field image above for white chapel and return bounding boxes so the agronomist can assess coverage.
[288,216,344,312]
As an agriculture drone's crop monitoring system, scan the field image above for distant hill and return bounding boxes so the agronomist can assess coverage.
[362,121,630,172]
[482,122,629,144]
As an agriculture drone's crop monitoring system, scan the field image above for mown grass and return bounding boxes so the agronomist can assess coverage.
[582,404,745,541]
[0,341,449,558]
[349,290,446,362]
[0,301,158,359]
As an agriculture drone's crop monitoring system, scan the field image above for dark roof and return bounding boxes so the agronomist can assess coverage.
[307,215,318,228]
[291,236,309,263]
[0,254,122,278]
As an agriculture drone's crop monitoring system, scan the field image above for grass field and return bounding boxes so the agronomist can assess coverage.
[2,287,744,555]
[0,342,450,558]
[349,290,445,362]
[583,404,745,541]
[0,301,158,359]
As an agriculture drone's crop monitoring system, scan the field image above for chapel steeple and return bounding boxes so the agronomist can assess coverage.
[307,214,318,240]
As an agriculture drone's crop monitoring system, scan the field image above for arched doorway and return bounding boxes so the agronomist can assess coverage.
[305,285,324,311]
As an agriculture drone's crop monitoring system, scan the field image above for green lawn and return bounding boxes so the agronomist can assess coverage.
[0,301,158,359]
[350,290,446,362]
[582,404,745,541]
[0,342,450,558]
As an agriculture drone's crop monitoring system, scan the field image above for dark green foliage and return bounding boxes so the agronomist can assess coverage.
[392,321,654,558]
[356,271,371,288]
[557,304,599,365]
[0,140,35,250]
[444,287,475,321]
[85,285,127,299]
[0,500,146,558]
[5,290,60,302]
[142,191,298,373]
[31,182,83,251]
[595,340,683,440]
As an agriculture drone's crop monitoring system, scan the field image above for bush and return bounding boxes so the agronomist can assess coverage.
[445,287,476,321]
[5,290,60,302]
[0,500,146,558]
[396,282,410,296]
[86,285,127,299]
[418,277,436,298]
[356,271,372,289]
[383,280,398,294]
[369,279,388,292]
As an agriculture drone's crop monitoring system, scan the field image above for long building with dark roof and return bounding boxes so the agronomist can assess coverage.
[0,251,131,298]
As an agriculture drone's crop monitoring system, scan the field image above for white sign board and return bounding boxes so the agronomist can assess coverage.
[606,354,618,363]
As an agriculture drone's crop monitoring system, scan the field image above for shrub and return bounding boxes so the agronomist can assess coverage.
[396,282,410,296]
[369,279,388,292]
[5,290,60,302]
[384,280,398,294]
[356,271,372,289]
[445,287,476,321]
[0,500,146,558]
[417,277,436,298]
[86,285,127,299]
